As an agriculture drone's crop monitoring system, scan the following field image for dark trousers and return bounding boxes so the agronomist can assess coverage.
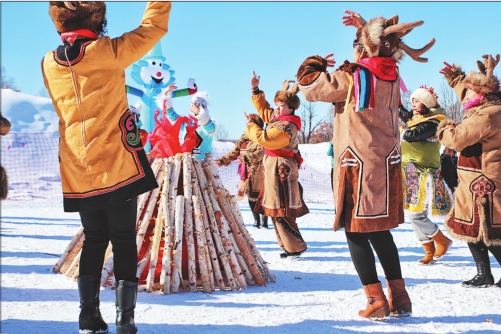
[79,198,137,282]
[345,230,403,285]
[468,240,501,265]
[248,199,268,223]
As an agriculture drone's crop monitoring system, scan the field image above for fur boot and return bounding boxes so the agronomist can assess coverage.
[418,241,436,265]
[432,230,452,260]
[78,275,108,334]
[462,261,494,288]
[386,279,412,317]
[358,282,390,320]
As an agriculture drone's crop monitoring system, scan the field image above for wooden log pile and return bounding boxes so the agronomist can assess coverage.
[53,153,275,293]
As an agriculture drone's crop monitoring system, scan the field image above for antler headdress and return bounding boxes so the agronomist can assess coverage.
[463,54,500,95]
[347,10,435,63]
[275,80,301,110]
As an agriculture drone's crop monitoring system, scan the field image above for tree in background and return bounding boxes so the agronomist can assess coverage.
[216,122,228,140]
[298,102,329,144]
[439,82,464,125]
[1,67,17,90]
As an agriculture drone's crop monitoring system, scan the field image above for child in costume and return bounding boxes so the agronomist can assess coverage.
[158,83,216,160]
[42,2,171,333]
[296,9,435,319]
[215,115,269,229]
[438,54,501,288]
[399,86,453,265]
[245,72,309,258]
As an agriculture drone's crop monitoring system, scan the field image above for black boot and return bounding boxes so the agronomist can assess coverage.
[251,210,261,228]
[462,261,494,288]
[261,216,269,229]
[115,280,138,334]
[78,275,108,334]
[495,278,501,288]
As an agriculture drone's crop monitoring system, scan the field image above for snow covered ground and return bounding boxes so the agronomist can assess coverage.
[2,198,501,334]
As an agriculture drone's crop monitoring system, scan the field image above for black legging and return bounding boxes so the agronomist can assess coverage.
[79,198,137,282]
[467,240,501,265]
[346,230,403,285]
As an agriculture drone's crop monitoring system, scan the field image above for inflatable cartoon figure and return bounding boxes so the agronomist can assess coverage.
[126,42,197,149]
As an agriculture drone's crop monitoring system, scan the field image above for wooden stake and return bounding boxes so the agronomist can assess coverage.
[53,226,83,273]
[182,153,197,292]
[202,159,266,286]
[193,158,238,290]
[171,195,185,294]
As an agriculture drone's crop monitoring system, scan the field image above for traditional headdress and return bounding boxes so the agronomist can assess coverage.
[463,54,500,95]
[274,80,300,111]
[410,85,440,108]
[49,2,106,34]
[350,11,435,62]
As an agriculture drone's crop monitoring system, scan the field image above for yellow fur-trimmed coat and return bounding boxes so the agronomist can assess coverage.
[438,75,501,246]
[216,134,265,201]
[297,62,404,233]
[41,2,171,212]
[245,91,309,218]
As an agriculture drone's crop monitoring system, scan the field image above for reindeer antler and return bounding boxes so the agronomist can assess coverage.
[281,80,295,92]
[63,2,79,10]
[481,54,500,78]
[399,38,435,63]
[383,20,424,38]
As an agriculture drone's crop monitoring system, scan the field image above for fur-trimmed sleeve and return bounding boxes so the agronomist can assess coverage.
[298,69,351,105]
[438,111,494,152]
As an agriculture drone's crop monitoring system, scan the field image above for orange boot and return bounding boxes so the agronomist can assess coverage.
[418,241,436,265]
[432,230,452,260]
[386,279,412,317]
[358,282,390,320]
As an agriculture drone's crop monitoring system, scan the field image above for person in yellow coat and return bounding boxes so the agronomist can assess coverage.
[245,71,309,258]
[42,2,171,333]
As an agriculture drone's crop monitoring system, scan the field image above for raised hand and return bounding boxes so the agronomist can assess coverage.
[251,71,260,89]
[243,111,251,124]
[324,54,336,68]
[164,82,177,96]
[439,62,455,76]
[342,10,366,29]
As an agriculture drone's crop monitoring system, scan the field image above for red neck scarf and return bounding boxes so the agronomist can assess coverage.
[357,57,398,81]
[60,29,98,44]
[273,115,302,130]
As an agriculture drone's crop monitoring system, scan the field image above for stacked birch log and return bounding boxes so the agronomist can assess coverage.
[53,153,275,293]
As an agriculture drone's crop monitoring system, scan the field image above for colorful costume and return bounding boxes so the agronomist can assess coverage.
[42,3,171,333]
[163,91,217,160]
[246,81,309,256]
[296,10,435,319]
[438,54,501,288]
[399,86,453,264]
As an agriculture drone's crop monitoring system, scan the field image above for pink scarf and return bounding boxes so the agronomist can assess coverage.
[463,96,484,110]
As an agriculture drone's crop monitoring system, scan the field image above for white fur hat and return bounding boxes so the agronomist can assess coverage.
[191,91,209,110]
[410,86,440,108]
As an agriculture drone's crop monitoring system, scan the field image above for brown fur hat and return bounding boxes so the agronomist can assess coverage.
[274,80,301,111]
[463,54,500,95]
[49,2,106,34]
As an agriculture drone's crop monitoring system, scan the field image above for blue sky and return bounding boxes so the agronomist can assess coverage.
[2,1,501,139]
